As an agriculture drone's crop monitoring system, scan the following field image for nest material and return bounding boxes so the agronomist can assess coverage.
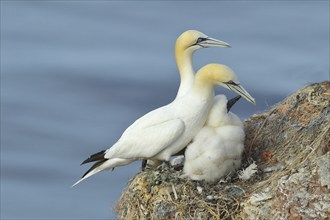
[116,166,244,220]
[116,82,330,220]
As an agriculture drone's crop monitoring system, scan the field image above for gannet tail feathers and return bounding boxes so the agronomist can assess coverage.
[72,159,107,187]
[81,159,108,178]
[72,157,133,187]
[80,150,106,165]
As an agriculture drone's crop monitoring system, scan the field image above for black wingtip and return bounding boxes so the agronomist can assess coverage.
[81,150,106,165]
[227,95,241,112]
[81,159,107,178]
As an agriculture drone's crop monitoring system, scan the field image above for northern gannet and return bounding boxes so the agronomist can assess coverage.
[142,30,231,169]
[73,64,255,186]
[182,94,245,183]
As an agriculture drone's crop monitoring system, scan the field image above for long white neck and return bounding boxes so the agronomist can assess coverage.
[175,48,195,99]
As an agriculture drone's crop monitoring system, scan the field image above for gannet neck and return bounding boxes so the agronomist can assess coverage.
[192,75,214,93]
[175,46,194,98]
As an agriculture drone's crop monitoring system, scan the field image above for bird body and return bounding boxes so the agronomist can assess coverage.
[73,63,254,186]
[105,84,214,162]
[183,95,245,182]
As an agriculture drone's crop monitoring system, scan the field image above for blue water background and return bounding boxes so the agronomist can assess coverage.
[1,1,329,219]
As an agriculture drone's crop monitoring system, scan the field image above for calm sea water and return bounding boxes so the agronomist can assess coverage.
[1,1,329,219]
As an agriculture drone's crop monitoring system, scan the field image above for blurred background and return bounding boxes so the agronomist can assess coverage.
[1,1,329,219]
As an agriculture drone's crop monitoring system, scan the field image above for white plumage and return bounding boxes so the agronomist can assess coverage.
[142,30,231,169]
[183,94,245,183]
[73,64,254,186]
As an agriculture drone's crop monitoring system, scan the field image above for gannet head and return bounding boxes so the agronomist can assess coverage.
[196,64,256,105]
[176,30,231,54]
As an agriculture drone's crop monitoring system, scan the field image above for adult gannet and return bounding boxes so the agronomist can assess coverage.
[182,94,245,183]
[142,30,231,170]
[73,64,255,186]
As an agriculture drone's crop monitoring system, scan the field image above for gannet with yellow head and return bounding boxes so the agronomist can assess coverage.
[142,30,231,169]
[174,30,230,98]
[183,94,245,182]
[72,64,255,186]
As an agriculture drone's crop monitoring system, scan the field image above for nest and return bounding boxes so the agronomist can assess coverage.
[116,82,330,220]
[116,165,245,220]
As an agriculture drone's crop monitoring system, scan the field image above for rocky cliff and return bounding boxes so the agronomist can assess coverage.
[116,82,330,220]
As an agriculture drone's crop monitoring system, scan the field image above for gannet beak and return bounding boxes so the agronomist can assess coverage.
[225,83,256,105]
[226,95,241,112]
[199,37,231,48]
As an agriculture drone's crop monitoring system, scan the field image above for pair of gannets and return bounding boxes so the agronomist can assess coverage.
[73,30,255,186]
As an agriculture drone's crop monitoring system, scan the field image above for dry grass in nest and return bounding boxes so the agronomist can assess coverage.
[116,165,245,220]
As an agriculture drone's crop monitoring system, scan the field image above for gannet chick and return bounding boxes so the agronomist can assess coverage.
[183,95,245,183]
[73,64,255,186]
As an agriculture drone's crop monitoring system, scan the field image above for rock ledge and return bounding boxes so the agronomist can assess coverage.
[116,82,330,220]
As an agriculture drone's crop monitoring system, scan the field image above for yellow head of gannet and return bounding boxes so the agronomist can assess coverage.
[72,63,254,187]
[175,30,230,98]
[193,64,256,105]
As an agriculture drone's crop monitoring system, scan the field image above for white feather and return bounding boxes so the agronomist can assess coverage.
[238,161,258,181]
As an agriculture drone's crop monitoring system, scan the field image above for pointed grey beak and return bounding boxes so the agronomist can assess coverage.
[199,37,231,48]
[226,83,256,105]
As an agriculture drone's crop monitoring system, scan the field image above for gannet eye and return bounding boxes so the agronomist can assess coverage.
[196,37,206,44]
[226,80,239,86]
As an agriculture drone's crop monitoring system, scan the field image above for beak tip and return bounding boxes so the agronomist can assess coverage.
[250,98,256,105]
